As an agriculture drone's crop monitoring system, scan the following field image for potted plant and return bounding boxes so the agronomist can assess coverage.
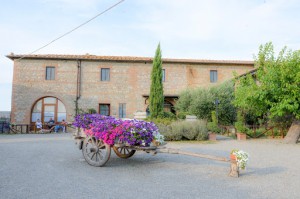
[152,132,165,146]
[234,111,248,140]
[230,149,249,170]
[207,111,221,140]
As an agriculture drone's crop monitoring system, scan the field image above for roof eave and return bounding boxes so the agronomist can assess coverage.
[6,54,254,65]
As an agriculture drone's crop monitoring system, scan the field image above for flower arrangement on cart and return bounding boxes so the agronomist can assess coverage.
[74,114,249,178]
[73,114,165,167]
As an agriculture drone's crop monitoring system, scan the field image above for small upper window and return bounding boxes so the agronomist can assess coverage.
[210,70,218,83]
[162,69,165,82]
[101,68,110,81]
[46,67,55,80]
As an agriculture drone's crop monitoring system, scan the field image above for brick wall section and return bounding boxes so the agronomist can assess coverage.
[11,59,77,123]
[10,57,254,124]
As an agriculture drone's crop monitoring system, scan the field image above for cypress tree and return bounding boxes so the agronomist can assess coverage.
[149,43,164,118]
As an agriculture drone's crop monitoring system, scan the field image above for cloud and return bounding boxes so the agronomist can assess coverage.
[134,0,300,56]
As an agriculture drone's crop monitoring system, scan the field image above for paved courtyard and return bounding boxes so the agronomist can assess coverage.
[0,133,299,199]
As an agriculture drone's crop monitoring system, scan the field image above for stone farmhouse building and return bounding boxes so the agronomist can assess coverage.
[7,53,254,126]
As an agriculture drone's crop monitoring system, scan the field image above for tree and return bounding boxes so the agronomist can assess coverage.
[210,81,236,125]
[149,43,164,118]
[175,81,236,125]
[234,42,300,143]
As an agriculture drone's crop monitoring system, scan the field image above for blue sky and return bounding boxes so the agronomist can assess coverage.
[1,0,300,111]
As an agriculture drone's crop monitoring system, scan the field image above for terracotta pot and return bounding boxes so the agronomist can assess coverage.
[152,140,160,146]
[237,133,246,140]
[208,133,217,141]
[230,154,237,161]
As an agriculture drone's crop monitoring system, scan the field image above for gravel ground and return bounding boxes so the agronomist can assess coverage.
[0,133,299,199]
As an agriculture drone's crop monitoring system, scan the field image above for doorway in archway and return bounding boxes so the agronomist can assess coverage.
[31,97,66,123]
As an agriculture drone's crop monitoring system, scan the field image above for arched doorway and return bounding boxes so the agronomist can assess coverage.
[31,97,67,123]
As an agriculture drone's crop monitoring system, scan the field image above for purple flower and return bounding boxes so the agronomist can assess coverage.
[73,114,158,146]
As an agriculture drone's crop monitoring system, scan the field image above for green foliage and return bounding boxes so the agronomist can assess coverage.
[247,127,266,137]
[207,111,221,133]
[193,121,209,141]
[87,108,97,114]
[233,72,266,117]
[155,122,171,135]
[176,112,188,119]
[210,81,237,124]
[174,89,193,113]
[158,111,176,119]
[269,115,293,130]
[171,121,195,140]
[164,122,184,141]
[145,117,174,126]
[234,110,249,133]
[149,43,164,118]
[175,81,236,125]
[151,119,208,141]
[195,130,209,141]
[189,88,214,120]
[234,42,300,121]
[264,127,282,137]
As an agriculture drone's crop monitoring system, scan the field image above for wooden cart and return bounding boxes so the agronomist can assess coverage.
[75,135,161,167]
[74,135,240,177]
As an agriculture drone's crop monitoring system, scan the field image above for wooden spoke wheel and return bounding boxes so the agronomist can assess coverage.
[82,136,111,167]
[113,146,136,159]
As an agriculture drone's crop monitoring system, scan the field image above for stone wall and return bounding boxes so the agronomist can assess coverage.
[11,59,77,123]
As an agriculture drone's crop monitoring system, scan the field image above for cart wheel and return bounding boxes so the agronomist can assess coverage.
[113,146,136,159]
[82,136,111,167]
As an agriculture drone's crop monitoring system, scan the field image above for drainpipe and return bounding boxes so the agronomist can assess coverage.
[75,60,82,115]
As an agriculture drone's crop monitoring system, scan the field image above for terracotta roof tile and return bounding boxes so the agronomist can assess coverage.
[6,53,254,65]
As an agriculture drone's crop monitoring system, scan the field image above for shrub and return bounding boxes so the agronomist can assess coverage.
[162,122,183,141]
[158,111,176,119]
[176,112,188,120]
[207,122,221,133]
[156,123,171,135]
[145,117,174,126]
[174,89,193,113]
[264,127,282,137]
[189,88,214,120]
[194,120,209,140]
[162,120,208,141]
[234,110,250,134]
[196,130,209,141]
[248,127,266,137]
[170,121,192,140]
[209,81,236,125]
[207,111,221,133]
[175,81,236,125]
